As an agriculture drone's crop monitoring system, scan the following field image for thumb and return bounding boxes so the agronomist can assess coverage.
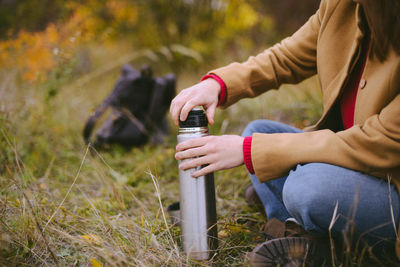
[206,103,217,125]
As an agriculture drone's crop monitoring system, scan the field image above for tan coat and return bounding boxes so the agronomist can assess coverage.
[212,0,400,256]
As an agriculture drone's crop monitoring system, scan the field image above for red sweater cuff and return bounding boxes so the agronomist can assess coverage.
[201,74,227,106]
[243,136,255,174]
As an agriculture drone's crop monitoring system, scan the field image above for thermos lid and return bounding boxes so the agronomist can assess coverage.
[179,109,208,128]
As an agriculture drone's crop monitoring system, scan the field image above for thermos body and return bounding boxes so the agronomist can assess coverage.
[177,110,218,260]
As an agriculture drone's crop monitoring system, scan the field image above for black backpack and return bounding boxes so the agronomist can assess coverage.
[83,64,176,149]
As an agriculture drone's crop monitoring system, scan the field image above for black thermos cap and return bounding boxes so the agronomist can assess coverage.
[179,109,208,128]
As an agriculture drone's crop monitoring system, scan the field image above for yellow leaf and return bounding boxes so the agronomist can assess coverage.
[218,230,229,238]
[81,234,104,245]
[91,258,102,267]
[39,183,47,190]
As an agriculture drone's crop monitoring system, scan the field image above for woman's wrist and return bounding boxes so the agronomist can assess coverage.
[201,74,227,106]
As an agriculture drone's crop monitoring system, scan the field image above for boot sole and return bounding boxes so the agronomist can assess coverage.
[250,237,325,267]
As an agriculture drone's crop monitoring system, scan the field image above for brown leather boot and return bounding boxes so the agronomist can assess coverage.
[251,219,331,267]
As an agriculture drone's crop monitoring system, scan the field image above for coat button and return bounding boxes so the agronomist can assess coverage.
[359,79,367,89]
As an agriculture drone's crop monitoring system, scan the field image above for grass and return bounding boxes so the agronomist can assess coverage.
[3,41,392,266]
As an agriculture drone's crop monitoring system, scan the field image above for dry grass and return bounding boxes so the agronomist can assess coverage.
[0,120,265,266]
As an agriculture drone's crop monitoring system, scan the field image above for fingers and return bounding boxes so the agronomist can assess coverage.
[180,100,196,123]
[175,136,215,177]
[205,103,217,125]
[178,157,216,178]
[175,145,208,160]
[178,154,213,170]
[170,79,220,125]
[170,90,190,125]
[170,92,198,125]
[191,164,216,178]
[178,155,218,178]
[175,135,244,178]
[176,136,211,151]
[169,103,180,125]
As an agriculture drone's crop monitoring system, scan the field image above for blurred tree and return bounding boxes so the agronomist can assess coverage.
[257,0,320,36]
[0,0,76,39]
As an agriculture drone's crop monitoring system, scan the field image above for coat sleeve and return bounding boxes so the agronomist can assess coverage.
[251,91,400,182]
[210,0,333,107]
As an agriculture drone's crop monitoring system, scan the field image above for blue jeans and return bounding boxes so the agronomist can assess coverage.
[242,119,400,251]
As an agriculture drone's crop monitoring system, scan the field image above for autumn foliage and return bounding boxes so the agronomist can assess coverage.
[0,0,319,83]
[0,1,139,82]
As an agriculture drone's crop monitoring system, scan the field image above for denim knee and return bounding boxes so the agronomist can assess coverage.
[282,164,337,233]
[241,119,269,137]
[242,119,301,137]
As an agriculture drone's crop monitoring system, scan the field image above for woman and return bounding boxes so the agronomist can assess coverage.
[170,0,400,265]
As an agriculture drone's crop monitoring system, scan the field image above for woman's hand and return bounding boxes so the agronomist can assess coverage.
[170,78,220,125]
[175,135,244,177]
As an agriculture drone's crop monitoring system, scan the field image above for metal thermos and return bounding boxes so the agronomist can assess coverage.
[177,109,218,260]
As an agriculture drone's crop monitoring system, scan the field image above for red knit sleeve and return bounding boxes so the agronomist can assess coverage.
[243,136,255,174]
[201,74,227,106]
